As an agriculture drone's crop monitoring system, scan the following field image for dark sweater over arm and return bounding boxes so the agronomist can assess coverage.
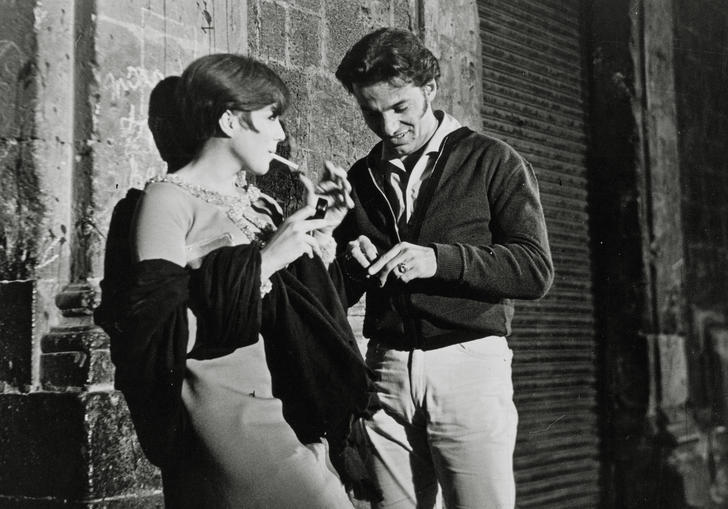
[427,136,554,300]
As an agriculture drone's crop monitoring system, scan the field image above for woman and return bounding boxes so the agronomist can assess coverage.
[97,54,376,508]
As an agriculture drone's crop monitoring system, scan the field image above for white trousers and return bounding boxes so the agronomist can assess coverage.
[365,336,518,509]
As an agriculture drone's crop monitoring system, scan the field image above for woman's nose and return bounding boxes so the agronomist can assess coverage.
[274,119,286,141]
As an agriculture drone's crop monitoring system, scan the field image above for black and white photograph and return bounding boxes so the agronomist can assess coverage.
[0,0,726,507]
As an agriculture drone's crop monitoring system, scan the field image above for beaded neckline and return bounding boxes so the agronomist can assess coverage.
[149,173,261,204]
[148,173,274,244]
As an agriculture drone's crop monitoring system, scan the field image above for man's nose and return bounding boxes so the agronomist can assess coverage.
[381,113,399,136]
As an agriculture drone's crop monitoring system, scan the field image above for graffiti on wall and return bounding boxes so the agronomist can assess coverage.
[102,66,166,188]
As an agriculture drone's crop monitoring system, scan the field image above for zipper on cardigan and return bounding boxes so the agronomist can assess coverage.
[401,131,452,235]
[367,166,402,242]
[366,166,424,348]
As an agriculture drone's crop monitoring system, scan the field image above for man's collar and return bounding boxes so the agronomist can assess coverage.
[418,110,461,157]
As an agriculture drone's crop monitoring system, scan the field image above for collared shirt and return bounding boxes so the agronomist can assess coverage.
[380,111,462,224]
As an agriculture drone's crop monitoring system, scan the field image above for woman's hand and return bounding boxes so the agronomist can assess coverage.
[259,206,335,280]
[298,161,354,235]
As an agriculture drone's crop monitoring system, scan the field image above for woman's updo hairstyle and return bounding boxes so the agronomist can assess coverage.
[177,53,290,154]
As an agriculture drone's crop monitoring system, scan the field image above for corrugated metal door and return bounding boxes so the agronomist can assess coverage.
[477,1,600,507]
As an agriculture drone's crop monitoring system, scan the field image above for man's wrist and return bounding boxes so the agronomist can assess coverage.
[430,242,464,282]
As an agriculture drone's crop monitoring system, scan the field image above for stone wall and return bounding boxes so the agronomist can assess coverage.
[677,0,728,312]
[0,0,482,505]
[675,0,728,506]
[0,2,249,505]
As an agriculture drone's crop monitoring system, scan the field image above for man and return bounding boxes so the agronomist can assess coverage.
[333,28,554,509]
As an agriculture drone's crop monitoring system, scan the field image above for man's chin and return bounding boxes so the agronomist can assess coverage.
[383,143,412,159]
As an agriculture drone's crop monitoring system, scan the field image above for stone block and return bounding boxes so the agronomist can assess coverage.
[289,9,322,68]
[0,494,164,508]
[706,325,728,421]
[392,0,415,30]
[435,38,481,130]
[40,351,90,389]
[292,0,322,13]
[0,139,45,280]
[0,280,34,390]
[260,0,287,62]
[307,73,376,164]
[40,322,113,389]
[247,0,260,54]
[0,391,160,501]
[657,333,689,409]
[40,349,113,390]
[84,392,161,498]
[670,437,711,508]
[0,392,86,499]
[0,0,36,140]
[323,0,389,71]
[41,326,108,352]
[264,63,310,154]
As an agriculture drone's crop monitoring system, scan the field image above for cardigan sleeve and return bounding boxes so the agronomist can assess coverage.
[430,141,554,300]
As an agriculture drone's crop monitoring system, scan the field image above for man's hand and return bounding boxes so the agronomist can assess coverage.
[346,235,379,270]
[367,242,437,286]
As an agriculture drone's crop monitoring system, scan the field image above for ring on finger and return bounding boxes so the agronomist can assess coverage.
[396,262,408,275]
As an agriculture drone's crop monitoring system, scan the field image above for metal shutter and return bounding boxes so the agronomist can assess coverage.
[477,0,600,507]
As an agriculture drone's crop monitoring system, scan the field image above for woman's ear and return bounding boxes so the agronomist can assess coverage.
[218,110,238,137]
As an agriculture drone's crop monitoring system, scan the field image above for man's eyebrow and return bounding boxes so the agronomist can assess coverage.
[361,100,408,113]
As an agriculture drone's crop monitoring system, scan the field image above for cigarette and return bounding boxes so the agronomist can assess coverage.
[270,153,300,171]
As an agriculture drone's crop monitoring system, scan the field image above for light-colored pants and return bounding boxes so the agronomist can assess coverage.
[365,336,518,509]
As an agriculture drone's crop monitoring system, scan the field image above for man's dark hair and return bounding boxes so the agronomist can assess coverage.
[177,53,290,154]
[335,27,440,93]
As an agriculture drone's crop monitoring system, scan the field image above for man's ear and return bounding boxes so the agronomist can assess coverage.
[423,79,437,102]
[218,110,238,137]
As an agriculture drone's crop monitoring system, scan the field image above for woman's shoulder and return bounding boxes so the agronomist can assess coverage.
[136,178,197,227]
[144,178,191,200]
[143,177,202,211]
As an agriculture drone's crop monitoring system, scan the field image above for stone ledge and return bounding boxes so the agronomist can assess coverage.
[41,326,109,353]
[0,492,163,508]
[0,391,160,501]
[0,280,35,389]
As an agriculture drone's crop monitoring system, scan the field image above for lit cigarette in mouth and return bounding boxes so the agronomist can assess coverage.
[270,153,300,171]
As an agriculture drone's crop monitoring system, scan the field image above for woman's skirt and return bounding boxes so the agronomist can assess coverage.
[168,338,354,509]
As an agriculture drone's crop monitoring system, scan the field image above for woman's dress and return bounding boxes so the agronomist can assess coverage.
[133,175,354,509]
